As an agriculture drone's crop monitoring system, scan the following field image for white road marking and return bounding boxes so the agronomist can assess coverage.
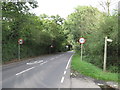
[97,83,104,86]
[27,60,43,65]
[40,63,44,65]
[61,76,65,83]
[65,55,73,70]
[16,67,35,76]
[64,71,66,75]
[60,54,73,84]
[113,85,117,87]
[40,61,48,65]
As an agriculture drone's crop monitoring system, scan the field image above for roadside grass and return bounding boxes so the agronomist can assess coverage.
[71,54,118,82]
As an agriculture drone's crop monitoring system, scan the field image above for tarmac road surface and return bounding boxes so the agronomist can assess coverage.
[2,51,73,88]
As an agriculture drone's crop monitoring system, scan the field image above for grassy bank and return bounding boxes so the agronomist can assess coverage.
[71,54,118,82]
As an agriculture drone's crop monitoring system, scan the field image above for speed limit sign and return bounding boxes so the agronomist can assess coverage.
[79,37,86,44]
[18,38,24,45]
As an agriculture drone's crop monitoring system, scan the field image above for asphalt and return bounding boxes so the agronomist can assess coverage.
[2,51,101,89]
[2,51,73,88]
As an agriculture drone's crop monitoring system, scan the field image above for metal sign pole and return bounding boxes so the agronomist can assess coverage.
[18,44,20,60]
[103,36,107,71]
[18,38,23,61]
[81,44,83,61]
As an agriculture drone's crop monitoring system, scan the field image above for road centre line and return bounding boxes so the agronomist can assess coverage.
[16,67,35,76]
[65,55,73,70]
[61,76,65,83]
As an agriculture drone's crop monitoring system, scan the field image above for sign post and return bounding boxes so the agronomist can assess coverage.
[103,36,112,72]
[79,37,86,61]
[18,44,20,60]
[18,39,24,60]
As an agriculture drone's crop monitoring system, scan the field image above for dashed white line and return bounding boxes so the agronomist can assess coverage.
[61,76,65,83]
[60,54,73,84]
[65,55,73,70]
[64,71,66,75]
[16,67,35,76]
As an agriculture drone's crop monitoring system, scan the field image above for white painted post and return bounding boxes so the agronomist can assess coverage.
[18,44,20,60]
[103,36,107,71]
[81,44,83,61]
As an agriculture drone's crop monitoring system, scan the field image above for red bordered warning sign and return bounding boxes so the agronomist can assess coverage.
[79,37,86,44]
[18,38,24,44]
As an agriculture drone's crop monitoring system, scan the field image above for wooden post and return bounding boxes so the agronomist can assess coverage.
[103,36,107,71]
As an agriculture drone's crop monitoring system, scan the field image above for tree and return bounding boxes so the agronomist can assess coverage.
[64,5,118,72]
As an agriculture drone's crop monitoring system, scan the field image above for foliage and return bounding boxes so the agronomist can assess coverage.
[2,2,67,63]
[64,6,118,72]
[2,2,118,74]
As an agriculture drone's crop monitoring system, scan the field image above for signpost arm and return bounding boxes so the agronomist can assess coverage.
[81,44,83,61]
[103,36,107,71]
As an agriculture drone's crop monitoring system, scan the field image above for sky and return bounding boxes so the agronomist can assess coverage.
[30,0,119,18]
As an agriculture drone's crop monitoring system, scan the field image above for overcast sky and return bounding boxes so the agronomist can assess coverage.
[30,0,119,18]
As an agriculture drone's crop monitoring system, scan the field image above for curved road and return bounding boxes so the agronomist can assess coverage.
[2,51,74,88]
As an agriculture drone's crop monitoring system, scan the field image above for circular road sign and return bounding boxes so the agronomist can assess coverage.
[79,37,86,44]
[18,38,24,44]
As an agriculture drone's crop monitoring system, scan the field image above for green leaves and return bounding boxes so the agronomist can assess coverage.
[2,2,67,62]
[65,5,118,72]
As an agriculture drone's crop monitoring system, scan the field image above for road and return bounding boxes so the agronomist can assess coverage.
[2,51,74,88]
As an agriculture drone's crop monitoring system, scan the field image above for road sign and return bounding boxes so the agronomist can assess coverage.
[79,37,86,44]
[18,38,23,45]
[107,39,113,42]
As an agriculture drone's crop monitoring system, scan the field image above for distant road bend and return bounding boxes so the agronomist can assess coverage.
[2,51,74,88]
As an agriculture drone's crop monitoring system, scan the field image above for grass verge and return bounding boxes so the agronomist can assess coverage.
[71,54,118,82]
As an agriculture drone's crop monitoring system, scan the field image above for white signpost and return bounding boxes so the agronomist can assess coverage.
[103,36,112,72]
[79,37,86,61]
[18,38,24,60]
